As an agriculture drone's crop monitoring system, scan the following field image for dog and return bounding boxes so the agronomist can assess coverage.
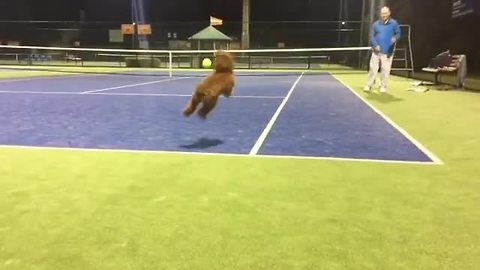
[183,51,235,119]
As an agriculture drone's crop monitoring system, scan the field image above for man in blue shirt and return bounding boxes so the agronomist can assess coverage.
[364,6,401,93]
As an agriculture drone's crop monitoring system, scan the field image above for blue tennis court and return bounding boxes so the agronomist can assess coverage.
[0,70,437,163]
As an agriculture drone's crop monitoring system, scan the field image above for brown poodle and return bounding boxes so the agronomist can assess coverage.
[183,51,235,119]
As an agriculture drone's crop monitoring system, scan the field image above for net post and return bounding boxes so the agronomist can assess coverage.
[168,52,173,77]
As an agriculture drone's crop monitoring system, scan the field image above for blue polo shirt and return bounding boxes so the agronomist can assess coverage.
[370,18,401,54]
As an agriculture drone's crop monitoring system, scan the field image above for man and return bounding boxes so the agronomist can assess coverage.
[364,6,401,93]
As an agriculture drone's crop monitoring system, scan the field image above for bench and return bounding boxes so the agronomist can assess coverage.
[421,53,466,88]
[28,53,52,63]
[66,54,83,66]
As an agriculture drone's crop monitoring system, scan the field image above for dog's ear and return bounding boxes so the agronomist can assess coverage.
[214,50,230,57]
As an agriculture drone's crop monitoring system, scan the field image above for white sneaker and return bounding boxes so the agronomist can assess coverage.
[363,86,371,92]
[380,87,387,93]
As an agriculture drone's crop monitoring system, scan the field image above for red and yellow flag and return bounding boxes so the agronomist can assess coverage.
[210,16,223,26]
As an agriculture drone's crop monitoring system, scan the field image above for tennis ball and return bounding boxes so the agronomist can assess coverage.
[202,58,212,68]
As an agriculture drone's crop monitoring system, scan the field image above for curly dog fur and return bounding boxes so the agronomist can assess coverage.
[183,51,235,119]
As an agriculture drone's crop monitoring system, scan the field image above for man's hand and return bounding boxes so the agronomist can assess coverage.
[391,37,397,44]
[373,46,380,54]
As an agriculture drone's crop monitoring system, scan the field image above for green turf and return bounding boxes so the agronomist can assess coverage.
[409,71,480,91]
[0,70,68,79]
[0,66,142,79]
[0,71,479,269]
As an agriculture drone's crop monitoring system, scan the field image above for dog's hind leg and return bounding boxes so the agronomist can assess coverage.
[197,95,218,119]
[183,91,204,116]
[222,82,235,97]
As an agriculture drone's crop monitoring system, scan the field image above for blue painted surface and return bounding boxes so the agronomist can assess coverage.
[0,93,281,154]
[102,74,299,97]
[0,73,434,162]
[257,75,433,162]
[0,74,169,92]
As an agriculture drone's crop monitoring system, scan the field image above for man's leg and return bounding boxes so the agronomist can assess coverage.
[380,53,393,92]
[365,51,380,91]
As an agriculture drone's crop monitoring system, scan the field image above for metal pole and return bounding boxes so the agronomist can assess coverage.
[360,0,366,46]
[407,25,415,76]
[358,0,366,67]
[369,0,376,26]
[337,0,343,44]
[169,52,172,77]
[241,0,250,49]
[131,0,135,49]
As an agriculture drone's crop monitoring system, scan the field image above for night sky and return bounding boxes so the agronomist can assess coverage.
[0,0,363,22]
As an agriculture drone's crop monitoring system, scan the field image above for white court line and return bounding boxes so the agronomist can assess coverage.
[81,76,192,94]
[330,73,444,165]
[0,90,284,99]
[0,144,440,165]
[249,72,304,155]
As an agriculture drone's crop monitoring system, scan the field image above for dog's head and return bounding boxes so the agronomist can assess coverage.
[214,51,234,73]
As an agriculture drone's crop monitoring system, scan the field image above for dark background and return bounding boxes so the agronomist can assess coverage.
[0,0,479,72]
[0,0,363,22]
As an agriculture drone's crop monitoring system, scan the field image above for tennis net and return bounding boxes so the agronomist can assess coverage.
[0,44,372,76]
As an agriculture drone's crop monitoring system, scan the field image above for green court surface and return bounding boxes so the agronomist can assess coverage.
[0,68,479,270]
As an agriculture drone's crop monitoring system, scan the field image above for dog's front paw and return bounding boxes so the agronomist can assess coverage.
[183,106,195,117]
[223,90,233,97]
[197,110,208,120]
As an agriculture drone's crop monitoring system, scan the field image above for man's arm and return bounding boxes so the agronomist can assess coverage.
[392,20,401,44]
[369,22,379,48]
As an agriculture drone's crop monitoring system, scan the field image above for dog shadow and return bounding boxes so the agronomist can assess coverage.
[180,137,224,149]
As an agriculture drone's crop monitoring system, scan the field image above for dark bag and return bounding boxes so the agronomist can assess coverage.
[429,50,452,68]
